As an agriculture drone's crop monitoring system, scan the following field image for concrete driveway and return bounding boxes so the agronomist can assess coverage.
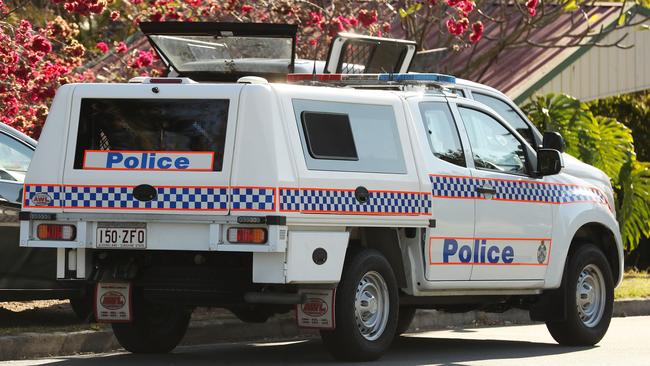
[4,316,647,366]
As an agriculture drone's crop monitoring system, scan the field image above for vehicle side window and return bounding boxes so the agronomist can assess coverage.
[301,112,358,160]
[418,102,465,167]
[293,100,406,174]
[0,132,33,183]
[472,92,535,146]
[459,107,529,175]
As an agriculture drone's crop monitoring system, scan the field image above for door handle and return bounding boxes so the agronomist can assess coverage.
[477,186,497,195]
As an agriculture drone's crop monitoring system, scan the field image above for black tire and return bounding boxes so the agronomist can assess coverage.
[69,295,94,322]
[112,296,191,354]
[320,249,399,362]
[395,306,417,335]
[546,243,614,346]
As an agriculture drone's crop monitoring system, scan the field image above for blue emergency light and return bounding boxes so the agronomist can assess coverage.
[377,73,456,84]
[287,72,457,86]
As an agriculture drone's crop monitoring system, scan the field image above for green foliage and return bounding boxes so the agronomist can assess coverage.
[523,94,634,178]
[523,93,650,252]
[587,91,650,162]
[618,160,650,248]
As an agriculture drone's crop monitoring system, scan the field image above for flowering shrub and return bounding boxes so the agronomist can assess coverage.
[0,7,87,137]
[1,0,550,138]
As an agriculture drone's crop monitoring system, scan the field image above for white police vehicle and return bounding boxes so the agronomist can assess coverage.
[19,23,622,361]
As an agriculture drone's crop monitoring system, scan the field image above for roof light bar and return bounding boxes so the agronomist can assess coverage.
[286,73,456,86]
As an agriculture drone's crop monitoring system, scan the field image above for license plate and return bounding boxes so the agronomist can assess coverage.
[96,223,146,249]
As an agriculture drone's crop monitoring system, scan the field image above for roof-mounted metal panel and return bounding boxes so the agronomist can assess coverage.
[139,22,298,82]
[324,33,417,75]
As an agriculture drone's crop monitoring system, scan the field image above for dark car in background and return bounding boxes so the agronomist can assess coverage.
[0,123,89,318]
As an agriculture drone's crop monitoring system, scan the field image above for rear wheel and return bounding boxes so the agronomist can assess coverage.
[320,249,399,361]
[546,244,614,346]
[112,296,191,354]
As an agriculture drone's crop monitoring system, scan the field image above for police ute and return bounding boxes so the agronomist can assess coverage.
[20,22,622,361]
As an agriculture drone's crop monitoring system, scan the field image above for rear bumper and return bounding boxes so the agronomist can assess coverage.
[19,212,287,253]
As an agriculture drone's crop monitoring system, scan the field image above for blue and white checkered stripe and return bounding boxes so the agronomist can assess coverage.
[430,175,479,199]
[430,175,607,205]
[488,179,563,203]
[25,185,230,210]
[65,186,229,210]
[280,188,429,215]
[279,188,301,212]
[231,188,275,211]
[24,185,63,207]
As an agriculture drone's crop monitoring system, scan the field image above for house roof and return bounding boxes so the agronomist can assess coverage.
[413,3,650,102]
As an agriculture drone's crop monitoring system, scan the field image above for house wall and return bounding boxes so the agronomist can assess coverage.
[532,17,650,101]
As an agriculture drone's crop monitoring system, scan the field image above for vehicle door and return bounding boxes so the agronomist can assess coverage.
[410,97,476,281]
[452,100,552,281]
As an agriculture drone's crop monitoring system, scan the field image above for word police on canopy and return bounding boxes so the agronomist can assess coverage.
[83,150,214,171]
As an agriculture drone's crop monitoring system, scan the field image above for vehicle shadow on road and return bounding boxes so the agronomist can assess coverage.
[41,333,595,366]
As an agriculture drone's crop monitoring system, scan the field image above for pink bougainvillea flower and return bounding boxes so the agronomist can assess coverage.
[115,41,128,53]
[357,9,378,28]
[96,41,109,53]
[382,22,391,33]
[457,0,475,16]
[307,11,323,26]
[241,5,253,13]
[31,35,53,53]
[130,49,154,69]
[446,17,469,36]
[526,0,539,16]
[110,10,120,21]
[328,17,345,37]
[469,21,484,43]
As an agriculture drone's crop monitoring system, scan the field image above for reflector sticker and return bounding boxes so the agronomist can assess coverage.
[296,288,335,329]
[23,175,609,213]
[429,174,610,208]
[83,150,214,171]
[95,282,132,323]
[280,188,431,216]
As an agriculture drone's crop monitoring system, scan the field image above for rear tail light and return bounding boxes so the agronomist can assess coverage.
[37,224,76,241]
[227,227,267,244]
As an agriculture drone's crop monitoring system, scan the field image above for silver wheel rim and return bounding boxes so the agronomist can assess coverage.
[576,264,606,328]
[354,271,390,341]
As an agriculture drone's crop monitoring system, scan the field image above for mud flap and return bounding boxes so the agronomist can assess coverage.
[296,288,336,329]
[94,282,132,323]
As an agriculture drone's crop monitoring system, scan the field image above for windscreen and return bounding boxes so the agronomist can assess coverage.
[149,35,293,74]
[74,99,229,171]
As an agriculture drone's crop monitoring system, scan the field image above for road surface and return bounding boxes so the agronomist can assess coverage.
[4,316,647,365]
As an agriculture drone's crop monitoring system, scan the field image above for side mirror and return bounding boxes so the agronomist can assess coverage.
[542,131,565,153]
[537,149,563,176]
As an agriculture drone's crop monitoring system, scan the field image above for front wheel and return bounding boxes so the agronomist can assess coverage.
[320,249,399,362]
[546,244,614,346]
[112,296,191,354]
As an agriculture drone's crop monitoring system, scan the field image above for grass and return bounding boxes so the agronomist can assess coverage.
[615,270,650,299]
